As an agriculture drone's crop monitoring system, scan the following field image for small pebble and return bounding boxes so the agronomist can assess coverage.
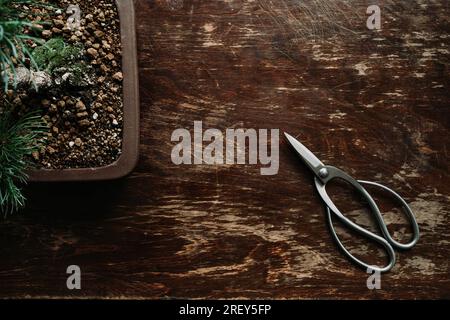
[74,138,82,147]
[100,64,109,73]
[112,72,123,81]
[76,111,89,118]
[78,119,91,127]
[87,48,99,58]
[94,30,104,38]
[42,30,52,38]
[52,27,62,34]
[76,100,86,111]
[102,40,111,50]
[54,20,65,28]
[46,146,56,154]
[49,104,58,113]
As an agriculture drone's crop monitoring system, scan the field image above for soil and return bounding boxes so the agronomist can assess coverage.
[3,0,124,169]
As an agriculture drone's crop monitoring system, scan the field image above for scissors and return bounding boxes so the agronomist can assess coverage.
[284,133,420,273]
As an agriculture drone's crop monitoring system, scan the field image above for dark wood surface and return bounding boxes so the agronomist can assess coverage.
[0,0,449,299]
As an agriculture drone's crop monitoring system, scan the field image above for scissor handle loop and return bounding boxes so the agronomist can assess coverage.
[314,166,419,273]
[325,205,396,273]
[357,180,419,249]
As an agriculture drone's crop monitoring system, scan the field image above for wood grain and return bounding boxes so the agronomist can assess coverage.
[0,0,448,299]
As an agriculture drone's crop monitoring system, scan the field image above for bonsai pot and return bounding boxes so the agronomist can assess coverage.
[28,0,139,182]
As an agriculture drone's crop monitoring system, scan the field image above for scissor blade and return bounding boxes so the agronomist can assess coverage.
[284,132,324,172]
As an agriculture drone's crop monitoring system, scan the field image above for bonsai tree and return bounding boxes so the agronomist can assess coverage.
[0,0,48,215]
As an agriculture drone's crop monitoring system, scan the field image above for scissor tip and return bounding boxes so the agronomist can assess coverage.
[284,132,296,142]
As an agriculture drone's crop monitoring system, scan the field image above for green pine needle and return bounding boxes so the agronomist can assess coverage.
[0,109,47,215]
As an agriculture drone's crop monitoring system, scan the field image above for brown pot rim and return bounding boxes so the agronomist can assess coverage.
[28,0,139,182]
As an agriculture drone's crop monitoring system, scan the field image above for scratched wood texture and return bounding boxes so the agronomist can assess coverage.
[0,0,449,299]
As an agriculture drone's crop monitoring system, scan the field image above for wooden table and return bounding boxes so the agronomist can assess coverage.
[0,0,448,299]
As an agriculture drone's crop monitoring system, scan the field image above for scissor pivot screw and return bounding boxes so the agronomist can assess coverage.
[319,168,329,178]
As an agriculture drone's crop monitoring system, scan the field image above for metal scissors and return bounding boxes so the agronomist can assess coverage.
[284,133,420,273]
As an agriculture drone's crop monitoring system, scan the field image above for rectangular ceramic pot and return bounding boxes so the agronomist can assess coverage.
[28,0,139,182]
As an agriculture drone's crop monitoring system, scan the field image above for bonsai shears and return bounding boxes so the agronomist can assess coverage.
[284,133,420,273]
